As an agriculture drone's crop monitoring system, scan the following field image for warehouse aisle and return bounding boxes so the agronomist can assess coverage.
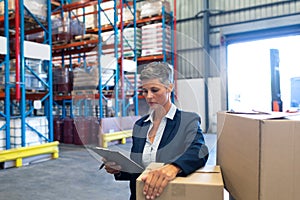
[0,134,218,200]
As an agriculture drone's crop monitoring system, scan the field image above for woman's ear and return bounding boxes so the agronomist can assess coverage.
[167,83,174,92]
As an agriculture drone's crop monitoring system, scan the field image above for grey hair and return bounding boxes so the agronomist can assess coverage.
[140,62,174,86]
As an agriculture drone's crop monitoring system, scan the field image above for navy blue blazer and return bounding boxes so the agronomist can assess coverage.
[115,109,209,200]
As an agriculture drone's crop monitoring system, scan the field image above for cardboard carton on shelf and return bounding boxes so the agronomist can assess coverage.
[136,163,224,200]
[217,111,300,200]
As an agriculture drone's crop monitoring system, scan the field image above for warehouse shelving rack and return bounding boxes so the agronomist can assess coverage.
[0,0,11,149]
[52,0,176,120]
[52,0,140,118]
[0,0,58,167]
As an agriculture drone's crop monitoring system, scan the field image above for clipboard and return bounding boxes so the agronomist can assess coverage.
[91,147,144,174]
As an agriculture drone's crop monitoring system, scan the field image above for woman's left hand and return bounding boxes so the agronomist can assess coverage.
[141,164,181,200]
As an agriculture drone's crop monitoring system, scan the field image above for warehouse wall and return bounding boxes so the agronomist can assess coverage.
[173,0,300,131]
[177,78,221,133]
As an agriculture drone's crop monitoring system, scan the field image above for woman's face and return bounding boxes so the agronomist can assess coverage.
[141,78,172,111]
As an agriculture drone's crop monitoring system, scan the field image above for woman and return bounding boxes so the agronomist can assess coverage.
[103,62,209,200]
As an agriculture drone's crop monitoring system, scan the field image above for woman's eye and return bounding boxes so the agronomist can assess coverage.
[142,88,160,94]
[151,89,159,93]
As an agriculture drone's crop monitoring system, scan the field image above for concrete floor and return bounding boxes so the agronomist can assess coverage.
[0,134,221,200]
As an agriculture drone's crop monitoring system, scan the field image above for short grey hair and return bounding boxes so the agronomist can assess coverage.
[140,62,174,86]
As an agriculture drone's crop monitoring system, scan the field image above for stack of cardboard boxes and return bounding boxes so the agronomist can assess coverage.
[136,163,224,200]
[217,112,300,200]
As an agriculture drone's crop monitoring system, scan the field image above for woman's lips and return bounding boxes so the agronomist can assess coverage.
[148,102,156,106]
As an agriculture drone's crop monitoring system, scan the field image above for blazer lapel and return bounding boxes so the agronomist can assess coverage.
[158,109,180,150]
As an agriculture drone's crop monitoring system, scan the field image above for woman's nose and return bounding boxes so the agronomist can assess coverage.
[146,91,153,98]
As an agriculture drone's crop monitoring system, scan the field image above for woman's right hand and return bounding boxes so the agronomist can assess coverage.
[102,158,122,174]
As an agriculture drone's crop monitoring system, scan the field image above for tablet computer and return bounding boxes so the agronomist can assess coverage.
[91,147,144,174]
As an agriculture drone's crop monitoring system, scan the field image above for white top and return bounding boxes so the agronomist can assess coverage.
[142,104,177,168]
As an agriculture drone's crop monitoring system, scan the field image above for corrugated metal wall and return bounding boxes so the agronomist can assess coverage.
[175,0,300,79]
[175,0,204,79]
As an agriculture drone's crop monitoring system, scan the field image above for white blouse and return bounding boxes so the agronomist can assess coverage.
[142,104,177,168]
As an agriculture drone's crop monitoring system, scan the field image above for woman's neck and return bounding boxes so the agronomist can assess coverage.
[153,102,172,121]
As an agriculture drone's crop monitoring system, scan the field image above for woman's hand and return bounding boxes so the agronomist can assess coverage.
[141,164,181,200]
[101,158,122,174]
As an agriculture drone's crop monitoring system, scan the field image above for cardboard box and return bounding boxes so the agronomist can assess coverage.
[136,163,224,200]
[217,112,300,200]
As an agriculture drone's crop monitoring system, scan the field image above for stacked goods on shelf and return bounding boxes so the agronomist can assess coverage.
[72,62,100,118]
[0,0,47,20]
[102,28,142,58]
[122,6,141,22]
[72,63,99,90]
[73,116,99,145]
[53,116,64,142]
[54,116,99,145]
[0,59,16,89]
[75,1,114,30]
[124,73,141,95]
[0,119,5,150]
[25,59,47,91]
[75,1,140,30]
[140,0,171,18]
[72,95,98,117]
[141,23,171,57]
[0,59,47,91]
[51,13,84,43]
[53,66,73,96]
[26,32,44,43]
[9,116,48,148]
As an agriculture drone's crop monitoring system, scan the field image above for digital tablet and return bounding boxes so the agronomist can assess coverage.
[91,147,144,174]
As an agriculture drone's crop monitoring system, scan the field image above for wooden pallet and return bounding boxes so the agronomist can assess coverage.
[53,90,70,96]
[140,13,161,19]
[74,34,98,42]
[26,89,46,94]
[52,40,69,46]
[71,89,98,96]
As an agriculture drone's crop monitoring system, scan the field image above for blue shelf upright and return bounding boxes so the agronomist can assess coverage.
[0,0,11,149]
[119,0,138,116]
[18,0,54,147]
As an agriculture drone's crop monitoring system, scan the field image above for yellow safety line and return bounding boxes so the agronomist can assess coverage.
[0,141,59,167]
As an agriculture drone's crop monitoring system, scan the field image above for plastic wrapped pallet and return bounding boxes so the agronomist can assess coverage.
[102,28,142,58]
[0,0,47,21]
[72,65,99,90]
[0,119,5,150]
[141,23,171,56]
[140,0,171,18]
[25,59,45,74]
[53,67,73,95]
[25,74,47,91]
[102,28,142,45]
[10,117,48,148]
[0,73,15,89]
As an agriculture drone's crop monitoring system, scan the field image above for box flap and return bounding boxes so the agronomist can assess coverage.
[196,165,221,173]
[225,111,300,120]
[144,163,221,173]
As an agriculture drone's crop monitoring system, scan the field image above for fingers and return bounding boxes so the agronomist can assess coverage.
[101,158,122,174]
[142,164,180,199]
[142,170,168,199]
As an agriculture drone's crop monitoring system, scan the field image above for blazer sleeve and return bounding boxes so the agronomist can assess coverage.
[170,113,209,176]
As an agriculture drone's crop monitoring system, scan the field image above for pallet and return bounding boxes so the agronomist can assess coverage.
[53,90,70,96]
[74,34,98,42]
[140,13,161,19]
[101,130,132,148]
[71,89,98,96]
[26,89,46,94]
[7,12,47,28]
[52,40,69,46]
